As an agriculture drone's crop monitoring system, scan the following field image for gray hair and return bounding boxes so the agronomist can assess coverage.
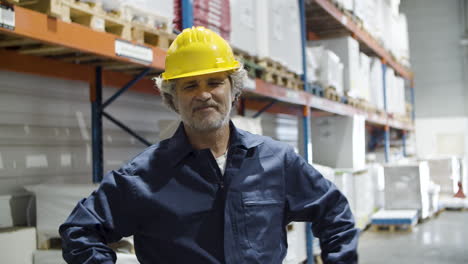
[152,67,247,113]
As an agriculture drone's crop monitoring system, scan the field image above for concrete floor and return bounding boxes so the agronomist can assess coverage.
[358,211,468,264]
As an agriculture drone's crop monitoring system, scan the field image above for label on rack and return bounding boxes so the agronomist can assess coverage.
[285,90,299,100]
[0,4,15,30]
[244,77,256,90]
[115,39,153,65]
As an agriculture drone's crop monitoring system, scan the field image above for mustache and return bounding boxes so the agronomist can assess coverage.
[192,102,219,112]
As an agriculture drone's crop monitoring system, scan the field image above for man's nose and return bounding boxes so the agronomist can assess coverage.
[194,85,212,101]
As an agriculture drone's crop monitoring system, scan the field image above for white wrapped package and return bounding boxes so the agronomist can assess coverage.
[368,163,385,209]
[0,227,36,264]
[24,184,98,247]
[369,57,384,110]
[33,250,139,264]
[383,162,431,219]
[0,193,31,228]
[312,163,335,183]
[311,115,366,170]
[102,0,122,12]
[426,157,460,195]
[334,170,355,213]
[229,0,257,55]
[313,36,360,97]
[231,115,263,135]
[256,0,303,74]
[358,52,371,101]
[306,46,343,93]
[283,222,307,264]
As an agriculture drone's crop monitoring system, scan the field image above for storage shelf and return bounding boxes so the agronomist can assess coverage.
[306,0,413,80]
[0,4,413,131]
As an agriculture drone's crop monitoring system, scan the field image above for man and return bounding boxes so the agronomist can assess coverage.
[60,27,358,264]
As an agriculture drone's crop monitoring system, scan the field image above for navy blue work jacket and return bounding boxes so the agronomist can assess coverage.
[59,122,358,264]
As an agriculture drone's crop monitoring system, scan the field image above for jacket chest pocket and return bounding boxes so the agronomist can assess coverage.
[241,191,284,254]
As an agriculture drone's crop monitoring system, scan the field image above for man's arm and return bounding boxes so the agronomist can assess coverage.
[59,168,139,264]
[284,147,359,263]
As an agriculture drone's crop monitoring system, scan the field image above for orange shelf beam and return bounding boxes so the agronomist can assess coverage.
[0,5,166,69]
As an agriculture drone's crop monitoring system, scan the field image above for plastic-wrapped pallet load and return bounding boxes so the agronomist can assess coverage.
[33,250,139,264]
[256,0,303,74]
[0,193,31,228]
[335,169,374,230]
[385,67,395,112]
[335,0,353,11]
[395,14,410,66]
[24,184,98,249]
[426,157,460,195]
[358,52,371,101]
[283,222,307,264]
[231,115,263,135]
[306,47,344,95]
[369,57,384,110]
[0,227,36,264]
[311,36,360,98]
[383,162,431,219]
[121,0,174,32]
[368,163,385,209]
[229,0,257,55]
[313,163,336,183]
[311,115,366,170]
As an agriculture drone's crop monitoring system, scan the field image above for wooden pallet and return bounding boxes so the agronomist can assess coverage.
[324,86,340,102]
[371,224,414,233]
[25,0,132,40]
[233,49,264,79]
[345,96,359,108]
[38,236,134,253]
[121,5,172,34]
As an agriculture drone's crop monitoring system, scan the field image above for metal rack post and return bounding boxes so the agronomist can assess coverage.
[91,66,103,183]
[181,0,194,29]
[299,0,315,262]
[382,62,390,163]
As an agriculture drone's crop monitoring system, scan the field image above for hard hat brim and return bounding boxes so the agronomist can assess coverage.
[162,63,240,81]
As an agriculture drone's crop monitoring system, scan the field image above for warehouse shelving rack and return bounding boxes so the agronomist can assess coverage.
[0,0,414,262]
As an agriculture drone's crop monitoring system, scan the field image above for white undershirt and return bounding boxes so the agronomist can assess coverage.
[215,151,228,175]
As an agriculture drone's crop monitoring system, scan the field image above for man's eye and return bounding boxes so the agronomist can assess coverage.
[209,81,223,86]
[184,84,196,90]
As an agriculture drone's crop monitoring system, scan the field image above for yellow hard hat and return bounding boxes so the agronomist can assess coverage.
[161,26,240,80]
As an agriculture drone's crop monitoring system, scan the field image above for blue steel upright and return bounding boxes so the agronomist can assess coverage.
[298,0,315,263]
[382,63,390,163]
[181,0,194,29]
[91,66,103,183]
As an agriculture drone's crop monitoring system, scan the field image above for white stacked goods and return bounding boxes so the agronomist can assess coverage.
[24,184,98,248]
[312,163,336,183]
[33,250,139,264]
[0,227,36,264]
[427,181,441,216]
[231,115,263,135]
[0,193,31,228]
[283,222,307,264]
[229,0,257,55]
[333,170,355,212]
[311,36,360,98]
[358,52,371,101]
[121,0,174,32]
[353,0,375,35]
[368,163,385,209]
[335,169,375,229]
[311,115,366,170]
[383,162,431,219]
[438,197,468,210]
[395,14,410,66]
[384,68,406,115]
[369,57,385,110]
[426,157,460,195]
[102,0,122,12]
[306,46,344,94]
[256,0,302,74]
[371,209,418,226]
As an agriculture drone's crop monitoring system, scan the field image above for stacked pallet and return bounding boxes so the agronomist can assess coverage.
[370,209,418,232]
[12,0,175,49]
[233,49,304,91]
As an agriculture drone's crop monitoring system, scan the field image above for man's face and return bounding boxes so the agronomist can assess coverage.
[174,72,232,132]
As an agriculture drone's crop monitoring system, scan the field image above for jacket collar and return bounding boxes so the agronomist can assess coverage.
[168,120,263,167]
